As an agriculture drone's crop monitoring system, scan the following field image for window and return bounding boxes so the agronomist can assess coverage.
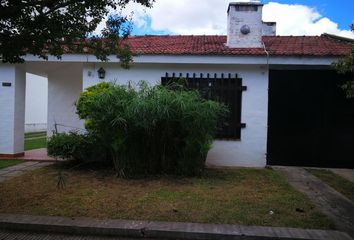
[161,73,246,139]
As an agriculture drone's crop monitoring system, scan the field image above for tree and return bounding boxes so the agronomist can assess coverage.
[333,24,354,98]
[0,0,154,67]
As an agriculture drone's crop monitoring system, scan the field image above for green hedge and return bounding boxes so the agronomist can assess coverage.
[49,81,227,177]
[47,132,108,163]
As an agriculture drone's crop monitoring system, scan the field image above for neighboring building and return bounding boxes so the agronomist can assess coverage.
[0,2,353,168]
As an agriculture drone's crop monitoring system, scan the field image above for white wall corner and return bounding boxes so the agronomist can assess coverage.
[0,64,26,155]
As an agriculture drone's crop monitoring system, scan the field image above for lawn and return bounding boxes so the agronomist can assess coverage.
[307,169,354,203]
[24,131,47,151]
[0,166,334,229]
[0,160,23,170]
[25,131,47,139]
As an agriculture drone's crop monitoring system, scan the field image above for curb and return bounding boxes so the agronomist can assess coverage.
[0,214,352,240]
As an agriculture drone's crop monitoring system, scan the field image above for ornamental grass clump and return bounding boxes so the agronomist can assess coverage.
[53,81,227,177]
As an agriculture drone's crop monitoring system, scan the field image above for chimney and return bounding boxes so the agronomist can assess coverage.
[227,2,276,48]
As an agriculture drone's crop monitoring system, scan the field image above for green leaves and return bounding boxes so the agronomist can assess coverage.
[75,81,228,177]
[333,46,354,98]
[333,26,354,98]
[0,0,154,66]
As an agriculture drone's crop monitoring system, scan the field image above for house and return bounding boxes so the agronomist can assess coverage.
[0,2,353,168]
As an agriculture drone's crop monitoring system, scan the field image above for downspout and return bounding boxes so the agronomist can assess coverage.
[262,41,270,66]
[262,40,270,164]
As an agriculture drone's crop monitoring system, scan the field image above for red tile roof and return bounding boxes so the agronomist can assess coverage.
[126,34,353,57]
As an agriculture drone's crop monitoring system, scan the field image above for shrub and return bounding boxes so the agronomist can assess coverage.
[74,81,228,177]
[47,132,108,163]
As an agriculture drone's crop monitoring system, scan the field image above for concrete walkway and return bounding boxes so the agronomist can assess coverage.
[0,148,59,162]
[330,168,354,182]
[0,213,352,240]
[0,161,53,183]
[16,148,58,162]
[273,166,354,238]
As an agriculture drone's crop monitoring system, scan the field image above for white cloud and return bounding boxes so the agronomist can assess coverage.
[262,2,354,38]
[117,0,354,39]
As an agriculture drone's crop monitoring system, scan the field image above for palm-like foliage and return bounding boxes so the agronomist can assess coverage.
[74,81,228,176]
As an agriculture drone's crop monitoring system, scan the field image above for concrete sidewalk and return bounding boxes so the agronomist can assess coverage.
[0,161,53,183]
[0,148,60,162]
[0,214,352,240]
[15,148,58,162]
[273,166,354,238]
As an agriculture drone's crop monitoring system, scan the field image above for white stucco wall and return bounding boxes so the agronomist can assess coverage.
[262,22,277,36]
[227,4,264,48]
[83,63,269,167]
[25,73,48,132]
[0,64,26,154]
[47,63,84,135]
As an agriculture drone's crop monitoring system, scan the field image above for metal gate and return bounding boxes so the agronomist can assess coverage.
[267,70,354,168]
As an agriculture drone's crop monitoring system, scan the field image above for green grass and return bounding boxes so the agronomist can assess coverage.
[0,160,23,170]
[0,167,334,229]
[307,169,354,203]
[25,131,46,139]
[25,137,47,151]
[24,132,47,151]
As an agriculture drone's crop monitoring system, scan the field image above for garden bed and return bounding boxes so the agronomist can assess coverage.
[0,165,334,229]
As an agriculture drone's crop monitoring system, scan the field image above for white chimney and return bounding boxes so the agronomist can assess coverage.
[227,2,276,48]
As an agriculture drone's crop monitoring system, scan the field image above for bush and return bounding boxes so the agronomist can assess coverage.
[74,81,228,177]
[47,132,108,163]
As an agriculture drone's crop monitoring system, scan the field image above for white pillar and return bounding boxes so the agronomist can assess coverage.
[0,64,26,156]
[47,63,84,135]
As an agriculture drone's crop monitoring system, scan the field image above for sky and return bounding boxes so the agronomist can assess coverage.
[95,0,354,38]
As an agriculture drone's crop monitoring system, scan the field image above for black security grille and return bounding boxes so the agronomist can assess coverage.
[162,73,246,139]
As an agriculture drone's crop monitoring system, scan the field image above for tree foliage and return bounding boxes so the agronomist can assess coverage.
[0,0,154,67]
[333,47,354,98]
[333,25,354,98]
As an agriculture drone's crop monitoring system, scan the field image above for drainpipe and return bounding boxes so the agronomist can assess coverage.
[262,41,270,66]
[262,40,270,163]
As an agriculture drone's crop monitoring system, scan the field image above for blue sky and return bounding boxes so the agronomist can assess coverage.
[261,0,353,29]
[125,0,354,38]
[132,16,171,35]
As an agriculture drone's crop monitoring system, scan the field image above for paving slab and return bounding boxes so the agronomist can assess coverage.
[16,148,58,162]
[0,162,53,183]
[0,214,352,240]
[22,164,47,171]
[273,166,354,238]
[0,169,9,176]
[2,170,26,177]
[330,169,354,182]
[0,148,61,162]
[2,163,33,171]
[37,162,55,167]
[0,176,9,182]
